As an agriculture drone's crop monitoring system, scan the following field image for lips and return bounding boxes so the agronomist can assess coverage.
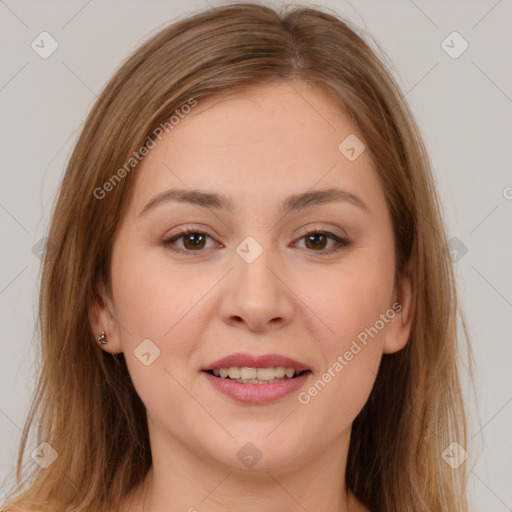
[202,352,311,373]
[201,352,312,404]
[203,370,310,404]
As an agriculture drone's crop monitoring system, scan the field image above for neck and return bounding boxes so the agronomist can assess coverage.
[121,426,368,512]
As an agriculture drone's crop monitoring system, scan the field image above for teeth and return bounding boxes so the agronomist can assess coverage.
[275,367,286,378]
[228,366,240,379]
[257,367,276,380]
[211,366,300,381]
[240,367,257,380]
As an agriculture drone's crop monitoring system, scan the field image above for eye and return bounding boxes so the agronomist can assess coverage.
[162,229,220,253]
[162,228,351,255]
[293,230,351,255]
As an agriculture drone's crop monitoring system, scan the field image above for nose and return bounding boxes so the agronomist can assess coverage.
[218,247,295,333]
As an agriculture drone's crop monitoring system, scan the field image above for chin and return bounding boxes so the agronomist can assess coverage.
[200,430,309,474]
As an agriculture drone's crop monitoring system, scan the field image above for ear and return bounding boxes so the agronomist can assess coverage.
[88,282,123,354]
[382,258,415,354]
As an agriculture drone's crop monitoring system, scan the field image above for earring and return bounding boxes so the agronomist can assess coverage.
[97,331,108,345]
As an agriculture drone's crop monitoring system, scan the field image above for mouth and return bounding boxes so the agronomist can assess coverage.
[203,366,311,384]
[201,352,312,404]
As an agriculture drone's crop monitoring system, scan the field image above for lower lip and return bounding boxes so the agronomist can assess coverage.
[202,371,311,404]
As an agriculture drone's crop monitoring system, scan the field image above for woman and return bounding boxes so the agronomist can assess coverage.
[2,2,471,511]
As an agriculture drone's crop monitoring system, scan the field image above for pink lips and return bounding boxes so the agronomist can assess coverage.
[202,352,311,373]
[201,352,311,405]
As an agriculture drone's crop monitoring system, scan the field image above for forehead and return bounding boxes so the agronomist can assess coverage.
[167,81,357,155]
[129,82,380,213]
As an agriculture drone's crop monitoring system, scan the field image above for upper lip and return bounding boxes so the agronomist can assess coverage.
[202,352,311,373]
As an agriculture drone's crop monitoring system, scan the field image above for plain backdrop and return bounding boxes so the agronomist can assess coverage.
[1,1,511,510]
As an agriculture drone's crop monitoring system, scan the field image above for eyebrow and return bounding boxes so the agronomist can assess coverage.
[138,187,370,217]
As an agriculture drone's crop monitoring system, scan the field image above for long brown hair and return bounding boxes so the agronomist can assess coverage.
[2,2,471,511]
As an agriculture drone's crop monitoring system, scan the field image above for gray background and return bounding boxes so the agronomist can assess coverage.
[1,0,511,510]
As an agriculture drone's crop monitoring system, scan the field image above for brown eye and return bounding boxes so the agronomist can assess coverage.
[295,230,351,255]
[182,233,207,250]
[304,233,329,251]
[163,230,217,253]
[163,229,350,256]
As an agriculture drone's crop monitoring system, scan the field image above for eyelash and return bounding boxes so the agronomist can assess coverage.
[162,228,351,255]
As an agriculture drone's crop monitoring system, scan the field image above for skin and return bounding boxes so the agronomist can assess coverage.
[90,81,414,512]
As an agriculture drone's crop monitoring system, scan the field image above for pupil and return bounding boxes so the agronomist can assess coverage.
[185,234,204,250]
[307,234,326,250]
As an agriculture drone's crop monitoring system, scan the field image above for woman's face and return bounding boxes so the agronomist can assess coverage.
[92,82,413,474]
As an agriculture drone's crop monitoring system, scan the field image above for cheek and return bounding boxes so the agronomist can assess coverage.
[299,253,395,354]
[291,249,394,423]
[111,242,215,339]
[109,246,220,407]
[294,273,389,435]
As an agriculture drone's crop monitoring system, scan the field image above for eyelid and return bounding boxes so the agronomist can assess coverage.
[291,228,350,254]
[162,226,221,252]
[294,224,348,241]
[162,225,351,255]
